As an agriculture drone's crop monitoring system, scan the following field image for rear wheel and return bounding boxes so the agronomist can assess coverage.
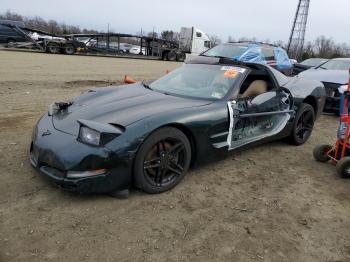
[167,51,177,61]
[64,44,75,55]
[289,103,315,145]
[336,157,350,178]
[176,52,186,62]
[313,144,332,162]
[46,43,60,54]
[134,127,191,194]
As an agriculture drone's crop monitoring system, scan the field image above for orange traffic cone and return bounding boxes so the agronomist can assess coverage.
[123,75,136,84]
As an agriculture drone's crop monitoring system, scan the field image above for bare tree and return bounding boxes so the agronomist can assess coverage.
[227,36,235,43]
[147,31,158,39]
[161,30,174,41]
[209,35,222,46]
[0,10,97,35]
[314,36,335,58]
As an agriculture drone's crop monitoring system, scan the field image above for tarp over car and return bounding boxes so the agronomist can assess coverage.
[232,44,292,72]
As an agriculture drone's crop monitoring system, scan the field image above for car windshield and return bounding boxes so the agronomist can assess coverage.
[318,59,350,70]
[150,64,245,100]
[202,44,247,58]
[301,58,328,67]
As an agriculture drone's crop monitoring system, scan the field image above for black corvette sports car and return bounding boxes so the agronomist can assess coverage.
[30,56,325,196]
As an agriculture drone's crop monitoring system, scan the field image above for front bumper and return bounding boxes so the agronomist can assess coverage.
[324,96,340,113]
[30,113,132,194]
[323,82,341,113]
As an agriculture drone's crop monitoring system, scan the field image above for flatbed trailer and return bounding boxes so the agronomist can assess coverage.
[0,24,186,61]
[1,24,85,54]
[68,33,186,61]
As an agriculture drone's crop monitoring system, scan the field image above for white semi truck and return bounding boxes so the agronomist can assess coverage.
[179,27,211,55]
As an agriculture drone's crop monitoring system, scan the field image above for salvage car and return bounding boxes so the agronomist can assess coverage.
[201,42,293,76]
[298,58,350,113]
[0,20,27,46]
[30,56,325,196]
[292,58,328,75]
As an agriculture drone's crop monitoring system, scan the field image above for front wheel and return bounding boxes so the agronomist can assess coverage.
[289,103,315,145]
[7,39,16,47]
[133,127,191,194]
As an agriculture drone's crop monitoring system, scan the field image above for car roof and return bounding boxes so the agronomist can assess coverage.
[185,55,266,69]
[304,58,327,60]
[330,57,350,61]
[223,42,279,48]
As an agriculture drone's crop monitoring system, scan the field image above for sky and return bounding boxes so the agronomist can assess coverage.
[1,0,349,44]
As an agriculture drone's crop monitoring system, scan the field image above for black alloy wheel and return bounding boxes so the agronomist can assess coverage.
[289,103,315,145]
[134,127,191,194]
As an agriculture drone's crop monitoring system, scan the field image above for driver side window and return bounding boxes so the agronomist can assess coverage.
[238,69,275,99]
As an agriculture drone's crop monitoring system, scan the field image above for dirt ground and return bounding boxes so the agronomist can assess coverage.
[1,50,350,262]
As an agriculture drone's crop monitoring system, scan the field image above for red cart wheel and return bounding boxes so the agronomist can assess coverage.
[313,144,332,162]
[336,157,350,178]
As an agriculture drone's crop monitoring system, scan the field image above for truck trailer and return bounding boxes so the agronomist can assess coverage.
[0,21,211,61]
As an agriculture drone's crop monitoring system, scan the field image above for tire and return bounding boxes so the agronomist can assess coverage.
[133,127,191,194]
[6,39,16,48]
[162,52,168,60]
[167,51,177,61]
[336,157,350,178]
[64,44,75,55]
[313,144,332,162]
[46,43,60,54]
[176,52,186,62]
[289,103,315,145]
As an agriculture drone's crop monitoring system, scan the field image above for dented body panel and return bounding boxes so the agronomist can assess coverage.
[30,57,325,194]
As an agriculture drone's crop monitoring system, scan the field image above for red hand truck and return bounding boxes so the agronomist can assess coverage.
[313,69,350,177]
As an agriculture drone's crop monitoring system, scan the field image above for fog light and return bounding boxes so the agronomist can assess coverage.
[67,169,106,178]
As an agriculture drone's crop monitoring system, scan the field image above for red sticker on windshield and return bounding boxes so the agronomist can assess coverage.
[224,70,238,78]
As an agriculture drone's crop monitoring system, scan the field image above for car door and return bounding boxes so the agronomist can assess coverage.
[0,25,9,43]
[227,89,294,150]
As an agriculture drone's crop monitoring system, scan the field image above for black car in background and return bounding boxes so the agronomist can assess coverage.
[0,20,27,46]
[292,58,328,75]
[298,58,350,113]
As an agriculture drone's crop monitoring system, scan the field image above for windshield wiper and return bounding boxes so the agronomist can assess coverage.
[142,81,153,90]
[200,54,228,59]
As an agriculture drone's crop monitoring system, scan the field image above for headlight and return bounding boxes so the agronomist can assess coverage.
[339,85,348,94]
[77,120,125,146]
[79,126,101,146]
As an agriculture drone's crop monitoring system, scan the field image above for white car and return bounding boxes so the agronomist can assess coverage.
[129,46,146,55]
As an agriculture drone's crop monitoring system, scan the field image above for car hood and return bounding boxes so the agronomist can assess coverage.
[52,83,211,136]
[298,68,348,84]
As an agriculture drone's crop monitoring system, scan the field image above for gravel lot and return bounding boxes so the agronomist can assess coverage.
[1,50,350,262]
